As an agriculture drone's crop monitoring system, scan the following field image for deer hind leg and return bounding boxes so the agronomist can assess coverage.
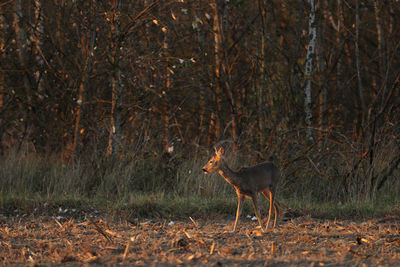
[270,185,279,229]
[271,188,280,229]
[272,198,280,229]
[233,195,244,232]
[250,194,264,232]
[262,189,273,230]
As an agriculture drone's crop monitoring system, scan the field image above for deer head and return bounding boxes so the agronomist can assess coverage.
[202,146,224,174]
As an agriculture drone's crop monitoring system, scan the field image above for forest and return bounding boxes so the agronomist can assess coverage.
[0,0,399,210]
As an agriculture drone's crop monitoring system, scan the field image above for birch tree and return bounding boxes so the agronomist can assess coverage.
[304,0,317,139]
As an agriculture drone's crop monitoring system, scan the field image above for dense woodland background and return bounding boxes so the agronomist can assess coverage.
[0,0,399,205]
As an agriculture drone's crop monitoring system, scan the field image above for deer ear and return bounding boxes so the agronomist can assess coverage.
[217,146,224,155]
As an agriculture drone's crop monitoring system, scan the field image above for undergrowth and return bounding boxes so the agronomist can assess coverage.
[0,148,399,219]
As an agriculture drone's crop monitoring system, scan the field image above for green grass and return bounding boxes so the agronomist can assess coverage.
[2,190,399,221]
[0,150,399,220]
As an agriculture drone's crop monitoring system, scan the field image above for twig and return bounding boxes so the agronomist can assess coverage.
[122,242,130,260]
[209,242,215,255]
[88,218,113,243]
[271,241,275,255]
[54,218,64,230]
[189,216,198,228]
[0,0,15,8]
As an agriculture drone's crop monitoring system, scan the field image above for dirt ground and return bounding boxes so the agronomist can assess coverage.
[0,211,399,266]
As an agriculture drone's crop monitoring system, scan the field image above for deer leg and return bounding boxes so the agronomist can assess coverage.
[272,199,280,229]
[262,189,273,230]
[233,195,244,231]
[250,194,264,232]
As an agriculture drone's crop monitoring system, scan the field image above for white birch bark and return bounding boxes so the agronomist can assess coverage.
[304,0,317,139]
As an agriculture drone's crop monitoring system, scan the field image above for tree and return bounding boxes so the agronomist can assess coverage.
[304,0,317,140]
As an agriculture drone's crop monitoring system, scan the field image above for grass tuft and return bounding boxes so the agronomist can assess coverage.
[0,149,399,219]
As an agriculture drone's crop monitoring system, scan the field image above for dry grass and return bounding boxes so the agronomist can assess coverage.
[1,212,399,266]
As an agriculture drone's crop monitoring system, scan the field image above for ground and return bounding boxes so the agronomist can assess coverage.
[0,211,399,266]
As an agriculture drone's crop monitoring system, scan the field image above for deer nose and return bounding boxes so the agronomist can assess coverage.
[202,168,208,173]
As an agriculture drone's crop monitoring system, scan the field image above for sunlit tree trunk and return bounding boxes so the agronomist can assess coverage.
[209,0,222,144]
[71,4,96,161]
[72,82,85,160]
[304,0,317,140]
[34,0,45,95]
[219,1,238,149]
[107,0,122,156]
[257,0,267,150]
[256,0,271,151]
[163,20,171,153]
[192,3,207,150]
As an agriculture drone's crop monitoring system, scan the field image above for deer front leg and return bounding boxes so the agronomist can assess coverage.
[233,195,244,232]
[250,194,264,232]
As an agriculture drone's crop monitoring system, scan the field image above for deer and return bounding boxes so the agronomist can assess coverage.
[202,146,280,232]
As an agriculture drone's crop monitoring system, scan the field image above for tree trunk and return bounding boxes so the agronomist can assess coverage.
[355,0,366,115]
[374,0,387,103]
[336,0,343,93]
[0,14,4,154]
[318,0,327,147]
[192,4,208,150]
[70,9,97,161]
[210,0,222,144]
[219,2,238,149]
[34,0,45,95]
[304,0,317,140]
[107,0,122,156]
[162,20,171,153]
[13,0,32,121]
[257,0,267,150]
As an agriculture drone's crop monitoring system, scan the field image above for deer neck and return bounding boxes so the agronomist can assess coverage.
[217,160,240,186]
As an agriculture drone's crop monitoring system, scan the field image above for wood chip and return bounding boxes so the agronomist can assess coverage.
[210,241,215,255]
